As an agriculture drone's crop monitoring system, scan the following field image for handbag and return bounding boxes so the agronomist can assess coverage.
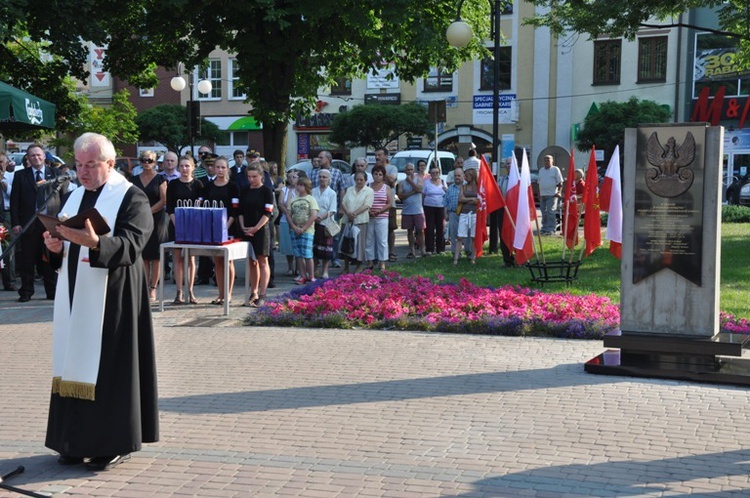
[340,222,359,256]
[322,215,340,237]
[339,223,359,256]
[456,202,463,215]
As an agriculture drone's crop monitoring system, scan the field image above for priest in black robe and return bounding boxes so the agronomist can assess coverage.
[43,132,159,471]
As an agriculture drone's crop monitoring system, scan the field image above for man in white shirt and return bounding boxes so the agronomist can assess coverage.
[537,154,564,235]
[158,152,180,182]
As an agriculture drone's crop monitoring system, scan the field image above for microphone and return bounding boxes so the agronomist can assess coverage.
[35,171,77,187]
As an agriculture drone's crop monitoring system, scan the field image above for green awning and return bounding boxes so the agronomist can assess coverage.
[227,116,261,131]
[0,81,56,130]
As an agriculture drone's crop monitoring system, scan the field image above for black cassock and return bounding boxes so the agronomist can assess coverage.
[45,185,159,458]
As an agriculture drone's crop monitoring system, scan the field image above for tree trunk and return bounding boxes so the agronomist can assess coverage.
[262,121,289,173]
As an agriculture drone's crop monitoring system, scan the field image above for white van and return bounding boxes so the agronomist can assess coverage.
[389,150,456,183]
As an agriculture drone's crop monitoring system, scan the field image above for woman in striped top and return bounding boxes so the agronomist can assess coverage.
[366,165,393,272]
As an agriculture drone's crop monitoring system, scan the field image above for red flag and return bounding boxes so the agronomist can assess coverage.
[562,150,579,249]
[599,145,622,259]
[474,155,505,258]
[583,147,601,256]
[502,155,520,254]
[513,149,536,265]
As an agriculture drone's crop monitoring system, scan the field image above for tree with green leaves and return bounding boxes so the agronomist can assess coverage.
[1,0,491,166]
[135,104,221,154]
[329,102,432,149]
[576,97,672,158]
[50,90,139,157]
[526,0,750,67]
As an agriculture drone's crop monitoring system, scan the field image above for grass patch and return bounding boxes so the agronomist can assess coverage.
[391,223,750,320]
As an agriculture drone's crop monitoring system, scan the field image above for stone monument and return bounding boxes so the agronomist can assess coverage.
[585,123,750,385]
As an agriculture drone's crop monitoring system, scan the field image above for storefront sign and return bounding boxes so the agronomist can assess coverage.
[691,86,750,128]
[472,94,517,125]
[365,93,401,105]
[295,112,336,130]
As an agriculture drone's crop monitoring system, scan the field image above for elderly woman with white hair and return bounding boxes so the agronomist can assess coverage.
[312,168,337,279]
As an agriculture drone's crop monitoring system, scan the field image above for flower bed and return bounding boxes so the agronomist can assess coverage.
[248,273,616,338]
[248,272,750,338]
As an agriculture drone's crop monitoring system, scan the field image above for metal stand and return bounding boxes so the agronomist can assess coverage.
[526,260,581,286]
[0,466,46,497]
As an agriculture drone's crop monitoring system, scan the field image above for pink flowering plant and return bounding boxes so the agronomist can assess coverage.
[250,272,623,339]
[249,272,750,337]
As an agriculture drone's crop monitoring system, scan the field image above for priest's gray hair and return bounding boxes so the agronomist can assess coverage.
[74,132,116,162]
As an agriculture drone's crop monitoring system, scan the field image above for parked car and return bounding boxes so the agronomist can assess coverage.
[738,179,750,206]
[726,173,750,205]
[390,150,455,183]
[7,151,64,168]
[115,157,140,176]
[286,159,352,177]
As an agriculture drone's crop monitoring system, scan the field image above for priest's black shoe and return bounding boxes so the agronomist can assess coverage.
[86,454,130,471]
[18,295,31,302]
[57,455,84,465]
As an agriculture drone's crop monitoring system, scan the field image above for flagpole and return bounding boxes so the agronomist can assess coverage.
[533,214,545,265]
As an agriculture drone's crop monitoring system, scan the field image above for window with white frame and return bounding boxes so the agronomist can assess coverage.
[198,60,222,99]
[139,88,154,97]
[229,59,245,99]
[424,67,453,92]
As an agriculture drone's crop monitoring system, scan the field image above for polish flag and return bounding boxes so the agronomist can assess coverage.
[599,145,623,259]
[583,147,602,256]
[501,154,521,255]
[512,149,536,265]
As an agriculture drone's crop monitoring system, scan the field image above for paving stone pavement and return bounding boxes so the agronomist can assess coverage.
[2,248,750,496]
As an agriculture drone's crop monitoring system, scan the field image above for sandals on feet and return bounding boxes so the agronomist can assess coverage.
[173,291,184,305]
[188,292,198,304]
[211,298,224,305]
[388,254,398,262]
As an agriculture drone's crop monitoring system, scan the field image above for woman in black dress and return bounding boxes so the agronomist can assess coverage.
[166,156,204,304]
[203,156,240,305]
[132,150,168,301]
[238,162,274,307]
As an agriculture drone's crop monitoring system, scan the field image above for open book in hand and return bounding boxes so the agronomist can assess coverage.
[38,208,111,241]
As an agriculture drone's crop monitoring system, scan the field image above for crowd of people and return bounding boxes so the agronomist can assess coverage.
[1,144,569,308]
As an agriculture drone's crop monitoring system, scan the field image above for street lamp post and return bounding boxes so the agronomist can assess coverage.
[170,68,213,157]
[447,0,503,252]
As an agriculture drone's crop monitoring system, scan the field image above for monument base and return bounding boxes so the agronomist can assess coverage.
[584,330,750,386]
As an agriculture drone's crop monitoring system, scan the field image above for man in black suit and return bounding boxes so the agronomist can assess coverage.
[229,149,248,191]
[10,144,66,302]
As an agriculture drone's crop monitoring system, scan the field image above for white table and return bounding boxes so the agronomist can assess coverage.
[159,241,249,316]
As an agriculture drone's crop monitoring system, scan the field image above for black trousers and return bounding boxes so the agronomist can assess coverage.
[424,206,445,253]
[17,220,57,298]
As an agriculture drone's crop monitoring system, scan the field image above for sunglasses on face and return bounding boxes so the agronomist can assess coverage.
[140,158,154,164]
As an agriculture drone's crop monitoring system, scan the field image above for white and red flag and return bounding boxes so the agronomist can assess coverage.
[474,154,505,258]
[512,149,536,265]
[599,145,623,259]
[501,153,521,257]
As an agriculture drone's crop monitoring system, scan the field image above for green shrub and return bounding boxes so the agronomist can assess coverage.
[722,205,750,223]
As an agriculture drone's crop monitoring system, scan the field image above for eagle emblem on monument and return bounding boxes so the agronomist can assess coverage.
[645,131,696,198]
